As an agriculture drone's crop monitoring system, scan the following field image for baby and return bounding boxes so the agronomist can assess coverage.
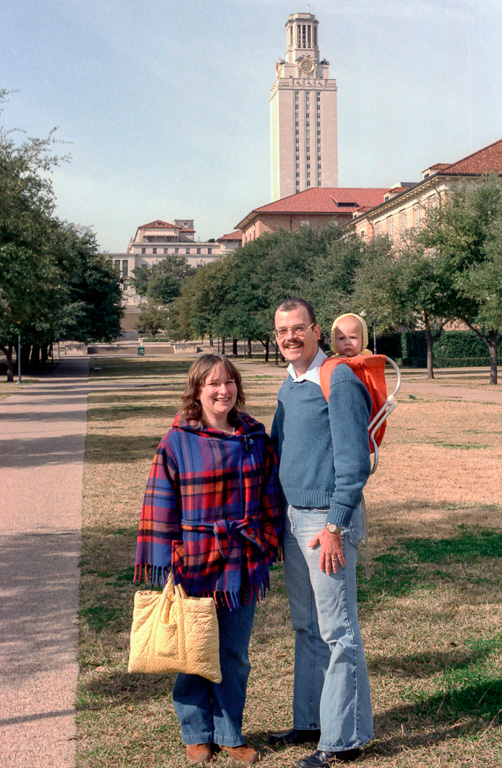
[331,313,372,358]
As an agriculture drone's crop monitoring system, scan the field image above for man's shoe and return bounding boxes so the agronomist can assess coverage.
[219,744,259,764]
[268,728,321,746]
[186,743,213,764]
[297,748,361,767]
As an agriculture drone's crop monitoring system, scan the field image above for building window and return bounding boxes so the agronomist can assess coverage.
[413,205,421,227]
[387,217,394,241]
[186,248,190,254]
[400,211,407,232]
[296,129,299,135]
[296,172,300,178]
[208,247,212,255]
[197,248,201,254]
[141,248,145,254]
[175,247,179,254]
[295,120,299,127]
[306,112,310,118]
[164,248,167,254]
[300,220,310,228]
[122,260,128,277]
[153,248,157,254]
[307,180,311,187]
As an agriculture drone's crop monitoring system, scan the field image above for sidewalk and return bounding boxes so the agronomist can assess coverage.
[0,357,89,768]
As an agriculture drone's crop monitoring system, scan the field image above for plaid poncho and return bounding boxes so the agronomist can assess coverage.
[135,412,282,608]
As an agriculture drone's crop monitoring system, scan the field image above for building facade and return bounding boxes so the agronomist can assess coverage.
[236,187,388,244]
[345,139,502,241]
[109,220,242,329]
[270,12,338,201]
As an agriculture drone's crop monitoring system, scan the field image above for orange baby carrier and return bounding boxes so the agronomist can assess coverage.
[319,354,391,454]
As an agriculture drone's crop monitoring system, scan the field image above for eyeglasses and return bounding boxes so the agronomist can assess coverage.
[273,323,315,339]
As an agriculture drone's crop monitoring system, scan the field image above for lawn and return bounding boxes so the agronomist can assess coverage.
[77,356,502,768]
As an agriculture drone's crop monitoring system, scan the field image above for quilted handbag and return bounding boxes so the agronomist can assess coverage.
[128,574,221,683]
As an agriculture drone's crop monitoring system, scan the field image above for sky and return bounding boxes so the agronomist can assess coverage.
[2,0,501,253]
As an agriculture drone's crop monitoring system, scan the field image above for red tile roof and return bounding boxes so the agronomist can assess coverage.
[217,230,243,241]
[138,220,180,230]
[427,139,502,176]
[251,187,388,215]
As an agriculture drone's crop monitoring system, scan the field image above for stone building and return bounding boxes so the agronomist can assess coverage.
[270,12,338,201]
[345,139,502,241]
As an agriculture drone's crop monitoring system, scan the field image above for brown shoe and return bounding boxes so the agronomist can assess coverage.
[219,744,259,764]
[186,743,212,764]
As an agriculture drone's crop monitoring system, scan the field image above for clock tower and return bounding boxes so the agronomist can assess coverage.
[270,12,338,201]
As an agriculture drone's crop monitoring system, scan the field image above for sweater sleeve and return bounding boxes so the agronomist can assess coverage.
[326,365,372,527]
[134,434,183,585]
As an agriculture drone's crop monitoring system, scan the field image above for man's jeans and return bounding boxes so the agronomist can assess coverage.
[172,600,256,746]
[284,505,373,751]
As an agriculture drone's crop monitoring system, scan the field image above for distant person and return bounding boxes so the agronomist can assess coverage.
[331,313,372,358]
[135,354,282,765]
[269,299,372,767]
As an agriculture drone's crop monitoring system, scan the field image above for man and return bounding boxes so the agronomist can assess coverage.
[269,298,373,768]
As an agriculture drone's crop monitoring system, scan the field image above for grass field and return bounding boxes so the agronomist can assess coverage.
[76,356,502,768]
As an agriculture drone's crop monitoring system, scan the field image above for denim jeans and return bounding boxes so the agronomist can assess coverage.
[172,600,256,746]
[283,505,373,751]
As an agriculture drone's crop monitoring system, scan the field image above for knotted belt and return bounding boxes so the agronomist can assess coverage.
[181,512,266,558]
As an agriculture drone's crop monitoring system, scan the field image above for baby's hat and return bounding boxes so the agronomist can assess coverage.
[331,313,369,352]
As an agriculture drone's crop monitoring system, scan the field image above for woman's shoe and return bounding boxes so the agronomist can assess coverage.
[186,743,213,764]
[219,744,259,763]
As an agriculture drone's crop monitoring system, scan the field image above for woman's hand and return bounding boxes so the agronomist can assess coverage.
[308,528,345,574]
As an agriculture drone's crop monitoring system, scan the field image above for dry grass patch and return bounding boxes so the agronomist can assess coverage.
[77,358,501,768]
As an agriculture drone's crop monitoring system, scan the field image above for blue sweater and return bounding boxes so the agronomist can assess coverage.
[271,363,372,527]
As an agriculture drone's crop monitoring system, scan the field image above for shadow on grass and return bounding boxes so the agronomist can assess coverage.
[85,433,163,463]
[358,525,502,605]
[89,359,193,378]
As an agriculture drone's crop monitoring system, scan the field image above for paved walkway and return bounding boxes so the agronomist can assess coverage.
[0,357,89,768]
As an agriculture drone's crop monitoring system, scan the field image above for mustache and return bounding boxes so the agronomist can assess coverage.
[282,339,304,348]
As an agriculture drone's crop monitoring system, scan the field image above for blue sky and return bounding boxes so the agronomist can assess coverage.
[3,0,501,252]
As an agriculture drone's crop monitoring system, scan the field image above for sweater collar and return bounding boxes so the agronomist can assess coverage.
[287,347,327,386]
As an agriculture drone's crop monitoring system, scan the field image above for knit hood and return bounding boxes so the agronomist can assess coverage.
[331,313,369,353]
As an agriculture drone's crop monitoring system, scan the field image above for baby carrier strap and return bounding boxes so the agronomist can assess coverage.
[319,354,389,452]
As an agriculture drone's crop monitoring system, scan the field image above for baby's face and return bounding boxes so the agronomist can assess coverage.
[335,317,363,357]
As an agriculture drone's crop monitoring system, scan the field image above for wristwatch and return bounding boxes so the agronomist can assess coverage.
[325,522,343,534]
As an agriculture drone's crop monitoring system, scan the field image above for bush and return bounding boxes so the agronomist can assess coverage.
[373,330,502,368]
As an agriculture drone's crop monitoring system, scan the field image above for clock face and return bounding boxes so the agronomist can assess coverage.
[300,58,315,74]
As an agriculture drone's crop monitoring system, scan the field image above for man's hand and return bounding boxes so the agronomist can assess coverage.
[308,527,345,574]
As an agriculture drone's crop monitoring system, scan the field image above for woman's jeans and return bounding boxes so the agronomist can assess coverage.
[283,505,373,752]
[172,600,256,746]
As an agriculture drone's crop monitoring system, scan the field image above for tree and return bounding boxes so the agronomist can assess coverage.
[136,300,170,338]
[418,177,502,384]
[131,255,195,306]
[0,93,123,379]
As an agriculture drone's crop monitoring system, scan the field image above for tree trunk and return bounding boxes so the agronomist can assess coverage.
[209,335,213,347]
[487,330,498,385]
[41,343,49,367]
[247,338,252,358]
[232,338,238,356]
[264,338,270,362]
[423,315,434,379]
[21,344,31,374]
[425,328,434,379]
[221,337,226,355]
[30,344,41,369]
[1,344,15,382]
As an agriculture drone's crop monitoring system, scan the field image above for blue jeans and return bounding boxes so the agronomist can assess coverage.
[172,600,256,746]
[283,505,373,751]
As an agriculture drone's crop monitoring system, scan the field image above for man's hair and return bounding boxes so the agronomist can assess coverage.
[276,298,317,325]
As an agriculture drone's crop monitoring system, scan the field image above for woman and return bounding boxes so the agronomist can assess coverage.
[135,354,282,765]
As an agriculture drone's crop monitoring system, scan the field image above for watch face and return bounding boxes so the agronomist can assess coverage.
[300,58,314,74]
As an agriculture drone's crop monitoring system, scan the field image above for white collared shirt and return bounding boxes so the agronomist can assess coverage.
[287,347,327,386]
